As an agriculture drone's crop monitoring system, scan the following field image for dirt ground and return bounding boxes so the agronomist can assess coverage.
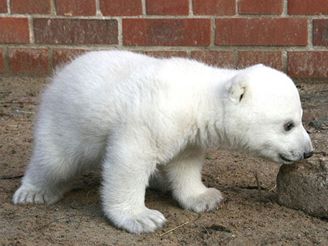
[0,77,327,245]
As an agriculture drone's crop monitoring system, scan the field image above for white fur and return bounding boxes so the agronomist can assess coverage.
[13,51,313,233]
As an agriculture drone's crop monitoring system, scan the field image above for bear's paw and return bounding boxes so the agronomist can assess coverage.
[12,185,62,205]
[181,188,223,213]
[110,208,167,234]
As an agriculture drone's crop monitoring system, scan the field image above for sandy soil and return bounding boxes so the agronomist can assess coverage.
[0,77,327,245]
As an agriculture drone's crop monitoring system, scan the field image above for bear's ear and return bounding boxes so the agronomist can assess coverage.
[227,79,247,104]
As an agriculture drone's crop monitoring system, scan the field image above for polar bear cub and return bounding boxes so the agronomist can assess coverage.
[13,51,313,233]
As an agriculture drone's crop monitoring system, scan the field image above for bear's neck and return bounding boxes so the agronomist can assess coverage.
[193,68,239,149]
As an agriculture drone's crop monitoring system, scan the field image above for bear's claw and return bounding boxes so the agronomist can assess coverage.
[108,208,166,234]
[13,185,62,205]
[181,188,224,213]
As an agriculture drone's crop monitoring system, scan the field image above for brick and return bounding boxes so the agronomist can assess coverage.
[34,18,118,45]
[143,51,188,58]
[0,0,7,13]
[55,0,96,16]
[9,49,49,75]
[237,51,283,71]
[288,52,328,78]
[53,49,87,68]
[11,0,51,14]
[100,0,142,16]
[0,18,29,44]
[123,19,211,46]
[288,0,328,15]
[193,0,235,16]
[313,20,328,46]
[146,0,189,15]
[239,0,283,15]
[190,51,235,68]
[0,48,4,73]
[216,18,307,46]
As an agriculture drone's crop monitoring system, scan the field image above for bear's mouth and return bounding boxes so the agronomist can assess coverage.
[278,154,294,163]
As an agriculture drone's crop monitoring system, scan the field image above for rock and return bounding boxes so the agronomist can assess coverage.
[277,155,328,218]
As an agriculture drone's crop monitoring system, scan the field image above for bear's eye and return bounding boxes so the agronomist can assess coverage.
[284,121,295,132]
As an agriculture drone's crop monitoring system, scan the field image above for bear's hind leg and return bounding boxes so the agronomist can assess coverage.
[166,147,223,213]
[13,142,80,205]
[148,167,171,193]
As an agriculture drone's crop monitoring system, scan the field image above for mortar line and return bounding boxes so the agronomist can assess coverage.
[1,44,327,53]
[6,0,10,14]
[1,13,328,19]
[95,0,101,16]
[236,0,240,16]
[282,0,288,16]
[308,18,314,50]
[117,17,123,47]
[28,16,34,44]
[189,0,193,16]
[282,50,288,73]
[50,0,56,15]
[141,0,146,15]
[232,49,238,69]
[210,17,216,48]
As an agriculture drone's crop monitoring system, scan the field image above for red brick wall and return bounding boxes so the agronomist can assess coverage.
[0,0,327,78]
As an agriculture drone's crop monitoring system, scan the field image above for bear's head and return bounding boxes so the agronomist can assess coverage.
[222,64,313,164]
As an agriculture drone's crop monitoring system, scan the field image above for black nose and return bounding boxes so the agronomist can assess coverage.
[303,151,313,159]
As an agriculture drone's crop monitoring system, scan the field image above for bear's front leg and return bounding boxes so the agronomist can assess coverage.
[167,148,224,213]
[101,131,166,234]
